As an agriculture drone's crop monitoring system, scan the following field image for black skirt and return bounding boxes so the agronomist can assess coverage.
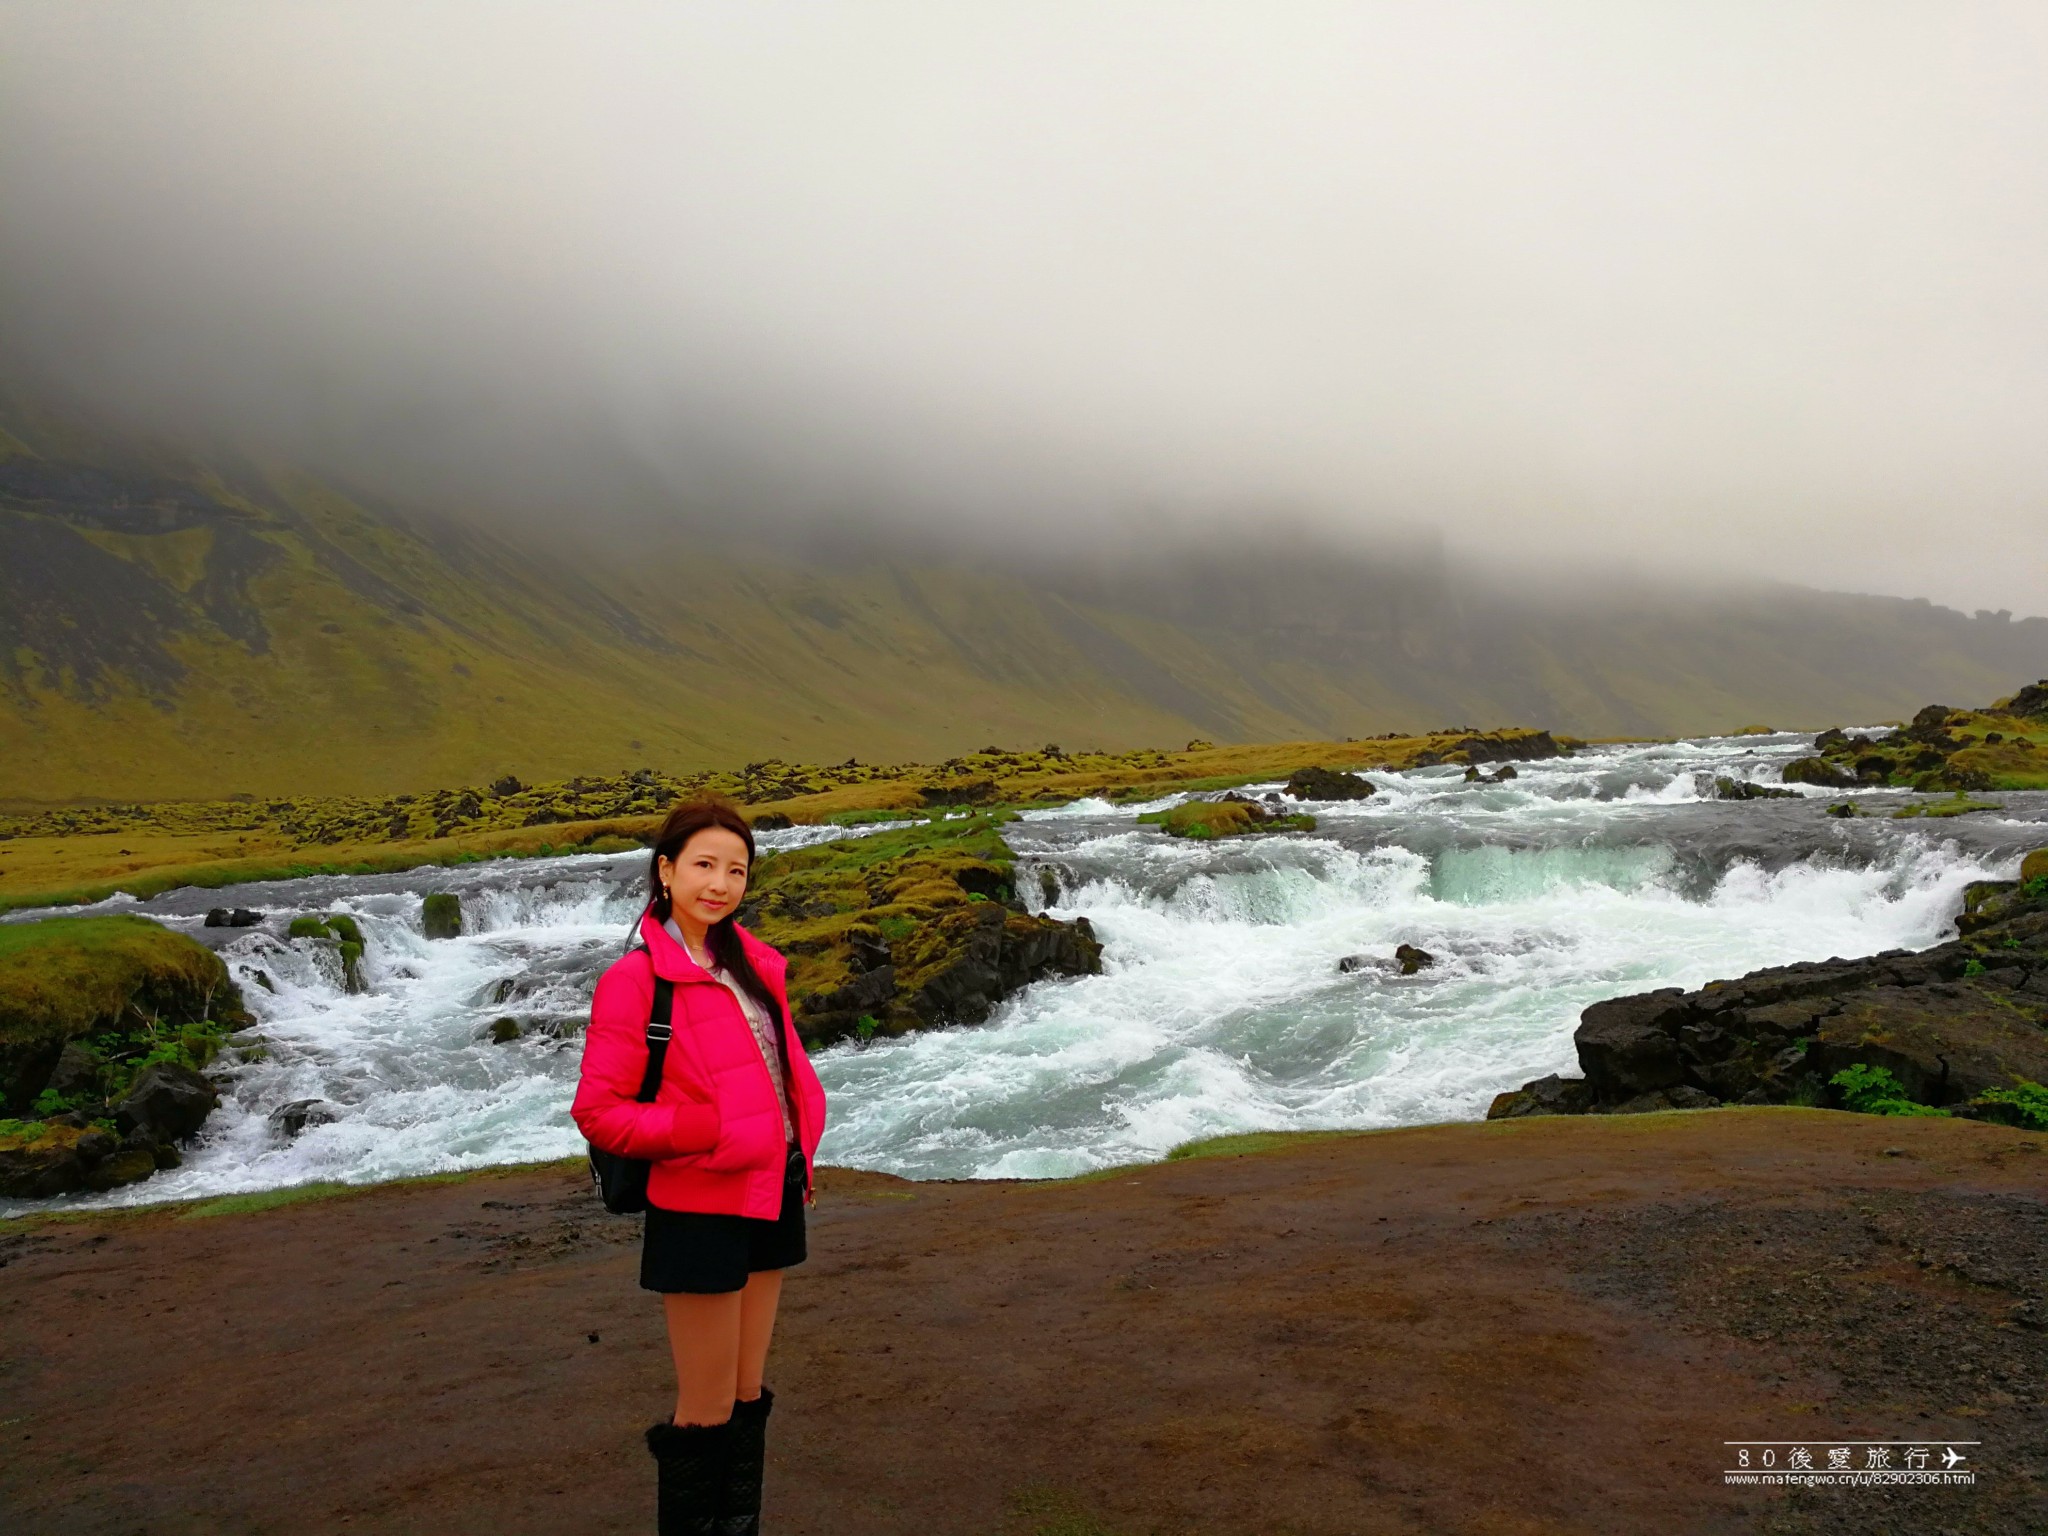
[640,1142,808,1295]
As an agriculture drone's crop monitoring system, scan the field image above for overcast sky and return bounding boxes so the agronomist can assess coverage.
[4,2,2045,613]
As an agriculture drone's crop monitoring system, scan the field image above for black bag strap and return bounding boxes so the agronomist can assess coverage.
[628,942,673,1103]
[637,977,673,1102]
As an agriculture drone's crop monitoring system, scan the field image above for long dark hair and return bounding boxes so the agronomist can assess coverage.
[642,797,781,1024]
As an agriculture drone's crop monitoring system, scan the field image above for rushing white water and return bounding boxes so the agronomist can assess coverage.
[8,733,2045,1209]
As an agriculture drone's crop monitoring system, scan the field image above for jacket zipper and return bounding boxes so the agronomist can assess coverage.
[679,942,811,1208]
[726,974,811,1207]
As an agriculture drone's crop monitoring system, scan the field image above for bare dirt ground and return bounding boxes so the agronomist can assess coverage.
[1,1109,2042,1536]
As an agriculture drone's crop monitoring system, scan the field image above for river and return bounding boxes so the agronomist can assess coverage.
[9,730,2046,1211]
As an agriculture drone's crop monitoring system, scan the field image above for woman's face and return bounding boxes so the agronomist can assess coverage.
[659,827,751,931]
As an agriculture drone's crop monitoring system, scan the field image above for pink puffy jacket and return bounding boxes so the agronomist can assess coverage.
[572,910,828,1219]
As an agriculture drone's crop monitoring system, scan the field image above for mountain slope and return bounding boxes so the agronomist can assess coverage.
[2,400,2043,802]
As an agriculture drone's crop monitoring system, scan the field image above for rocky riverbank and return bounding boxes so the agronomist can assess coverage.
[0,725,1574,914]
[0,915,253,1197]
[1490,849,2048,1127]
[1780,678,2048,794]
[1,1112,2040,1535]
[740,812,1103,1047]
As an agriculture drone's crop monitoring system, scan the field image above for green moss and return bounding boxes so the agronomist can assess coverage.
[1135,801,1316,840]
[0,915,244,1112]
[1892,791,2001,819]
[1163,1129,1359,1162]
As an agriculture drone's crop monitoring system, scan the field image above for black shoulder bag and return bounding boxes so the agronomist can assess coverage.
[586,974,675,1214]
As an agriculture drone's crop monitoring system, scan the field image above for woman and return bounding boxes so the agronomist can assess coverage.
[573,798,829,1536]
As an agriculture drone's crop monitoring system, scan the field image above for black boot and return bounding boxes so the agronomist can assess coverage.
[647,1414,731,1536]
[715,1386,774,1536]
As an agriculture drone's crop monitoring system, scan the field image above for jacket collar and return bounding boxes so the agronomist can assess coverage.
[637,908,785,988]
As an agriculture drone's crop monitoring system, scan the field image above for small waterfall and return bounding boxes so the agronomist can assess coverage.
[6,734,2041,1210]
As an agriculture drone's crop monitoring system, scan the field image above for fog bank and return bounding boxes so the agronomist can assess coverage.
[3,2,2045,612]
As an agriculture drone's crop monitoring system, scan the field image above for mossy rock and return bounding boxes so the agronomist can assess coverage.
[289,912,363,944]
[1781,756,1859,789]
[288,914,369,991]
[2024,849,2048,886]
[1137,801,1317,840]
[741,813,1099,1047]
[0,916,247,1118]
[422,892,463,939]
[1284,766,1376,801]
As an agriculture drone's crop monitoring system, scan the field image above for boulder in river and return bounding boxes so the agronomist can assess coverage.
[1780,757,1859,789]
[1284,766,1377,801]
[1712,776,1796,801]
[269,1099,339,1139]
[204,908,263,928]
[1488,856,2048,1121]
[745,815,1104,1047]
[421,893,463,940]
[114,1062,220,1143]
[1395,944,1436,976]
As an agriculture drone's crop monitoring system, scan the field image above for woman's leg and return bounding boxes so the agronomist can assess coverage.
[735,1268,784,1401]
[661,1290,745,1426]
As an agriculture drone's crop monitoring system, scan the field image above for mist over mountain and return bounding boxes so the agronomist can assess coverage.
[4,3,2046,617]
[3,5,2046,801]
[2,390,2042,804]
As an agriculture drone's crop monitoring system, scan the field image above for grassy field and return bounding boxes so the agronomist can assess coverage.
[0,728,1556,913]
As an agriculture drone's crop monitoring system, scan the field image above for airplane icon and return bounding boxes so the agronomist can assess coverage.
[1941,1447,1967,1469]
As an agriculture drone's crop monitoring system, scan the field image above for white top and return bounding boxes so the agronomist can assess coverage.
[666,919,796,1142]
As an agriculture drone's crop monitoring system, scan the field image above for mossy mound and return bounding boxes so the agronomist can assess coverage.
[0,915,248,1197]
[421,893,462,940]
[0,915,248,1118]
[1803,686,2048,792]
[739,815,1102,1047]
[1136,800,1317,840]
[288,913,368,991]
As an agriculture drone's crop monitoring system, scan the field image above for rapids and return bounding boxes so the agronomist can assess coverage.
[8,732,2046,1209]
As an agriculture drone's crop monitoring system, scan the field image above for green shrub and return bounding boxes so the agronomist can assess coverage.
[1974,1080,2048,1132]
[855,1014,879,1042]
[1964,957,1987,977]
[1830,1063,1950,1118]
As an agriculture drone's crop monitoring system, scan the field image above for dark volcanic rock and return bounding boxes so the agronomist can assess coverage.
[269,1099,339,1139]
[906,907,1102,1028]
[113,1062,220,1143]
[1394,943,1436,976]
[1448,730,1566,766]
[1575,990,1692,1099]
[1486,1073,1597,1118]
[1489,868,2048,1121]
[1711,776,1795,801]
[748,811,794,831]
[918,778,999,807]
[204,907,263,928]
[1780,756,1859,789]
[1283,766,1377,801]
[2003,678,2048,718]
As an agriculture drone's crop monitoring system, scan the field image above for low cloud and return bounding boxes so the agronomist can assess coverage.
[3,2,2045,612]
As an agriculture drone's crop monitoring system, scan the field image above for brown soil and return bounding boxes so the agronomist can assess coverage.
[1,1109,2043,1535]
